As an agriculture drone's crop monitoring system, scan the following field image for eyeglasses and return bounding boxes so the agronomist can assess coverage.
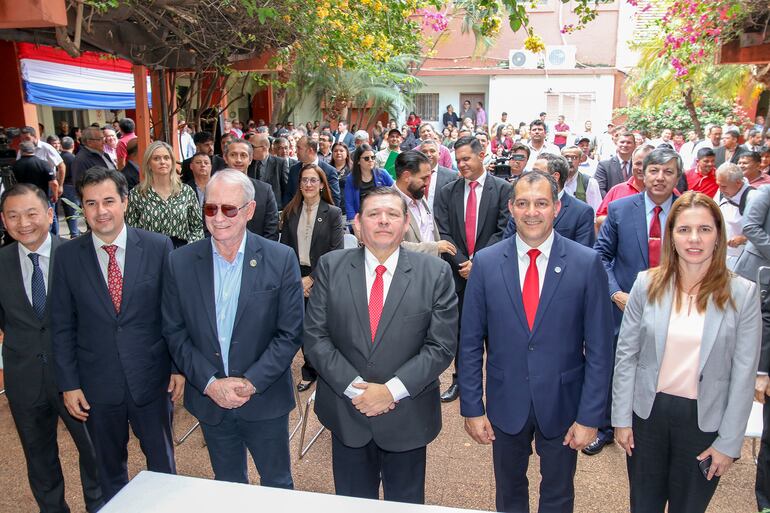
[300,177,320,185]
[361,155,376,162]
[202,202,249,218]
[510,154,526,162]
[563,155,580,161]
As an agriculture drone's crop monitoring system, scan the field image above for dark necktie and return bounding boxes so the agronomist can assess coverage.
[102,244,123,313]
[255,160,263,180]
[522,249,541,330]
[369,265,386,342]
[465,181,479,256]
[28,252,46,320]
[621,160,629,179]
[648,206,662,268]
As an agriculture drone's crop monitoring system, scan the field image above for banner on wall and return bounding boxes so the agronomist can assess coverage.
[17,43,152,110]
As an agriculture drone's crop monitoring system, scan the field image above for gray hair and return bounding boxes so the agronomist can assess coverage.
[354,130,370,142]
[643,147,683,176]
[205,169,255,205]
[82,126,103,143]
[510,170,559,204]
[19,141,36,154]
[61,136,75,150]
[716,162,743,182]
[419,138,439,150]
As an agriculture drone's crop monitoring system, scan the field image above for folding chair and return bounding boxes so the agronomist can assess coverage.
[298,389,325,459]
[747,401,765,464]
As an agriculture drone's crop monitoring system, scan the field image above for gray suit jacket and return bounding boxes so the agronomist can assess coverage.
[594,155,627,197]
[612,271,761,457]
[435,165,457,191]
[0,236,63,404]
[395,187,442,256]
[734,184,770,282]
[303,247,458,452]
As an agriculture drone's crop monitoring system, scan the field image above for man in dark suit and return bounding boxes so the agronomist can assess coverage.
[0,184,103,512]
[245,133,288,208]
[180,131,226,184]
[163,169,304,486]
[333,120,355,152]
[433,135,511,402]
[419,138,457,213]
[459,170,613,513]
[590,147,682,455]
[120,138,140,191]
[304,188,458,504]
[594,131,637,197]
[223,139,279,240]
[714,129,746,167]
[503,153,595,247]
[50,167,183,501]
[283,136,340,207]
[71,127,116,185]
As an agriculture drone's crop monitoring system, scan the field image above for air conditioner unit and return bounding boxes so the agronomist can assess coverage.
[544,45,576,69]
[509,49,538,70]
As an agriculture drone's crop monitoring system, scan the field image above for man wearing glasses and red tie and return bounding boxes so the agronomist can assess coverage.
[162,169,304,487]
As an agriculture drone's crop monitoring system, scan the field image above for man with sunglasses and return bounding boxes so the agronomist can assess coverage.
[224,139,279,240]
[163,169,304,487]
[507,144,530,179]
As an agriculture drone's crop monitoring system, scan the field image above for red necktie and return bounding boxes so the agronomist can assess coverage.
[621,161,629,179]
[648,206,662,268]
[465,181,479,256]
[369,265,386,342]
[102,244,123,313]
[522,249,540,330]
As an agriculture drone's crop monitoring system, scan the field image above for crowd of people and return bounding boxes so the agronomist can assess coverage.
[2,110,770,513]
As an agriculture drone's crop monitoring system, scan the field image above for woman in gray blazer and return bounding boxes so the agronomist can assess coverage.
[612,191,761,513]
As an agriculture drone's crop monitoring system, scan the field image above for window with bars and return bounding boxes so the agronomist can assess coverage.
[415,93,440,122]
[545,92,596,128]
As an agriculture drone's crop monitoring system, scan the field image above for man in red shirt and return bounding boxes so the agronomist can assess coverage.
[685,147,718,197]
[595,146,652,228]
[115,118,137,169]
[554,115,570,149]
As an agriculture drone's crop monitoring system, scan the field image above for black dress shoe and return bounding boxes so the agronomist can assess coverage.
[440,383,459,402]
[581,436,612,456]
[296,380,314,392]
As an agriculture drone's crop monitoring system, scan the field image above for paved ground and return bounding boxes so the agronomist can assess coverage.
[0,359,761,512]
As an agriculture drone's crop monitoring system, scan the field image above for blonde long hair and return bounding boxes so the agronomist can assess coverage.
[137,140,181,195]
[646,191,735,313]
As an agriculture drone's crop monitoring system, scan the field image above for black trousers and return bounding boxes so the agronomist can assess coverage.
[331,435,427,504]
[8,377,103,513]
[86,387,176,502]
[451,287,465,380]
[491,404,577,513]
[628,393,719,513]
[299,265,317,382]
[598,331,621,442]
[757,400,770,510]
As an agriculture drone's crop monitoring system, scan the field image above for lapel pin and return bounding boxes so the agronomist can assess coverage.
[317,217,323,223]
[554,266,562,274]
[250,259,257,267]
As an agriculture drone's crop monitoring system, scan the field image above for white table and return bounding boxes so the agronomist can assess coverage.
[100,471,490,513]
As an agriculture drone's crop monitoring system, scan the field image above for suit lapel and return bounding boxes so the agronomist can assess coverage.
[698,299,723,373]
[81,233,118,318]
[500,238,529,332]
[347,248,373,344]
[371,249,411,353]
[119,228,143,316]
[475,177,494,240]
[634,194,649,266]
[310,202,328,250]
[530,234,566,335]
[452,181,468,253]
[195,241,219,342]
[233,233,263,330]
[613,156,624,183]
[4,244,38,320]
[653,286,674,368]
[554,194,569,229]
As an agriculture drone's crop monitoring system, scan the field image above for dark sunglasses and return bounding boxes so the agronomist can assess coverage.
[202,202,249,218]
[361,155,376,162]
[510,154,526,162]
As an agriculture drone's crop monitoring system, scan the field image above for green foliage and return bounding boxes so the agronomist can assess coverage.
[615,97,735,135]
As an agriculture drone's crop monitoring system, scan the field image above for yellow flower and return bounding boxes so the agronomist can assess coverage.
[524,34,545,53]
[362,34,375,48]
[336,55,344,68]
[317,6,329,19]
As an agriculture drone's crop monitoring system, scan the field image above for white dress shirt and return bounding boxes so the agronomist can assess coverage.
[515,230,554,295]
[463,171,488,246]
[395,185,435,242]
[91,224,128,285]
[718,182,757,262]
[427,165,440,213]
[526,141,561,170]
[18,233,52,303]
[563,173,602,213]
[344,248,409,402]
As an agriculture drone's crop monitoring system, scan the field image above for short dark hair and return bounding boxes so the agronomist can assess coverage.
[394,150,430,179]
[739,151,761,164]
[454,135,483,153]
[535,153,569,190]
[725,129,740,140]
[510,170,558,203]
[359,187,407,217]
[0,183,50,212]
[20,126,37,137]
[191,151,211,162]
[46,135,60,145]
[643,147,683,176]
[760,146,770,155]
[126,138,139,158]
[193,131,214,145]
[118,118,135,134]
[510,143,530,160]
[530,119,546,129]
[76,166,129,200]
[696,147,716,160]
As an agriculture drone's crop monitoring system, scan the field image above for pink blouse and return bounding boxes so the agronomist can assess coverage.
[656,294,705,400]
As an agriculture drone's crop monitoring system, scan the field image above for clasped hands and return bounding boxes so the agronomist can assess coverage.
[351,382,397,417]
[205,377,256,409]
[465,415,596,451]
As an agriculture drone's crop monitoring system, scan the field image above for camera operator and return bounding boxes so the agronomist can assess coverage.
[487,143,531,182]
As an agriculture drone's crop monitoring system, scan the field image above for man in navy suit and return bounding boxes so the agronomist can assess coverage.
[503,153,595,247]
[460,171,613,513]
[163,169,304,486]
[589,147,682,455]
[334,120,355,152]
[50,167,182,501]
[283,136,340,207]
